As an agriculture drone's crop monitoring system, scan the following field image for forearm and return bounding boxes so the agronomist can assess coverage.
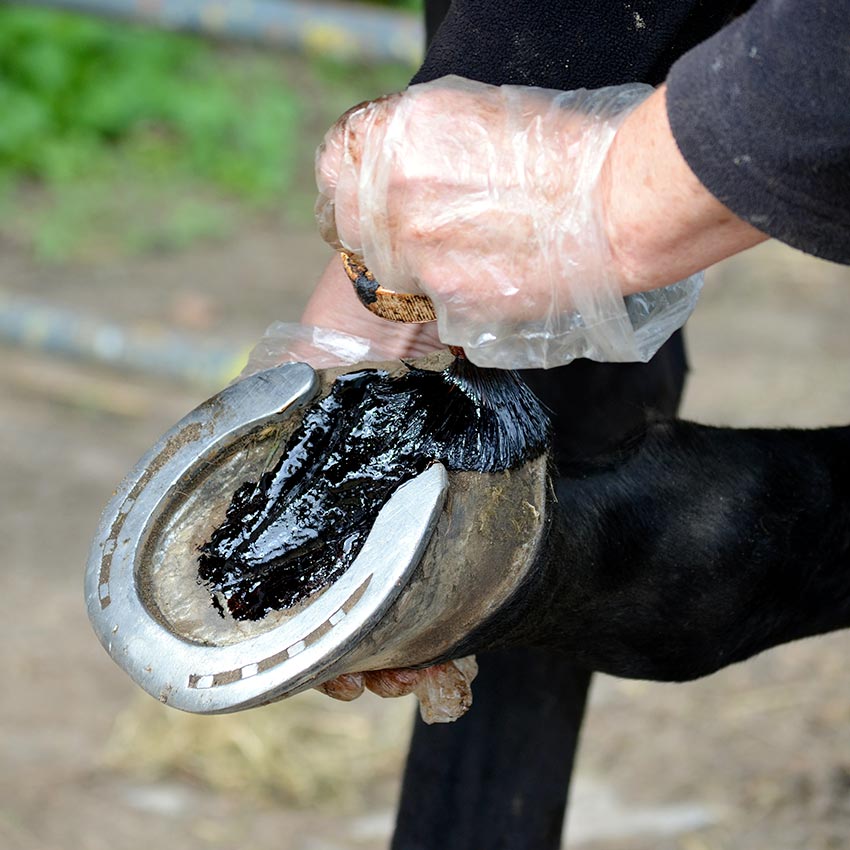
[602,84,768,294]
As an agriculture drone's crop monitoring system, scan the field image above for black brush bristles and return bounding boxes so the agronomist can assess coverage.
[436,356,551,472]
[198,358,551,620]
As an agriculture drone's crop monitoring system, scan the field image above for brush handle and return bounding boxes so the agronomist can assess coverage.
[340,252,466,358]
[340,252,438,324]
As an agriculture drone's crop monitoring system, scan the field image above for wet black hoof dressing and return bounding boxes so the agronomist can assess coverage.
[198,358,551,621]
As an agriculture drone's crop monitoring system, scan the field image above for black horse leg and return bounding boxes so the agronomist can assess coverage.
[391,648,592,850]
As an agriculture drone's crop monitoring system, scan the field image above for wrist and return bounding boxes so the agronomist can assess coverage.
[598,145,648,296]
[600,84,768,295]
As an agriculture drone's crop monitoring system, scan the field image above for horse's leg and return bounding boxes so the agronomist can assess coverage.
[391,648,592,850]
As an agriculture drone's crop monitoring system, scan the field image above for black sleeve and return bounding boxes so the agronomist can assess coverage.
[423,0,452,50]
[412,0,750,89]
[666,0,850,265]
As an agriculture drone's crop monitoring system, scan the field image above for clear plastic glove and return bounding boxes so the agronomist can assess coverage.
[239,320,397,377]
[315,75,702,369]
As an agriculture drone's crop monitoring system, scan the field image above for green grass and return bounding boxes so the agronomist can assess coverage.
[0,6,414,262]
[0,8,301,198]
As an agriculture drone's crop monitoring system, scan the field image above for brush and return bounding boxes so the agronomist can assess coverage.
[339,250,551,470]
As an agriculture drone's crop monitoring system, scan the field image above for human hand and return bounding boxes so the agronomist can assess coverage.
[316,657,479,725]
[315,75,702,369]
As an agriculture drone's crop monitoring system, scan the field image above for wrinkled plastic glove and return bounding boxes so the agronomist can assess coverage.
[316,75,702,370]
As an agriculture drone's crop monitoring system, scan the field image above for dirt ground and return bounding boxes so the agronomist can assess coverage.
[2,226,849,850]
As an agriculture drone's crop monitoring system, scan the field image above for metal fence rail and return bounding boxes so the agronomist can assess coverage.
[0,290,246,387]
[19,0,423,64]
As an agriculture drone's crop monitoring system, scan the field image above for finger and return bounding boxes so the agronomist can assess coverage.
[314,193,340,250]
[315,95,401,255]
[314,672,365,702]
[315,99,371,197]
[315,104,365,251]
[414,658,477,724]
[363,667,425,698]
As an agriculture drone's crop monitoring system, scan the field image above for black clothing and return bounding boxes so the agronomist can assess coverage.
[667,1,850,265]
[414,0,752,89]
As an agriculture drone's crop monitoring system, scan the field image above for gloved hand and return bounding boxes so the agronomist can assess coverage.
[316,658,479,725]
[315,75,702,370]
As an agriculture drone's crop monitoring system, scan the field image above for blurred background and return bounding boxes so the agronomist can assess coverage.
[1,3,849,849]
